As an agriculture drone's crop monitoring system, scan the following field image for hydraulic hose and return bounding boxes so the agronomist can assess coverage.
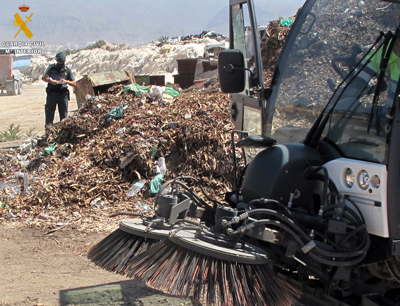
[230,218,367,266]
[228,206,369,264]
[173,176,222,207]
[155,178,212,210]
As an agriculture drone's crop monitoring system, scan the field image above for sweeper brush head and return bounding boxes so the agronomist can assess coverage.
[88,228,159,274]
[125,230,299,306]
[87,218,170,275]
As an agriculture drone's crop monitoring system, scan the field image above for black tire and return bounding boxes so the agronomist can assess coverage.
[18,80,23,95]
[11,80,18,95]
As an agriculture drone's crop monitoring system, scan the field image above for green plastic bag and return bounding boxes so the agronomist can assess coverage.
[105,104,125,122]
[165,87,180,97]
[122,83,150,97]
[149,173,164,195]
[40,142,57,156]
[280,18,293,27]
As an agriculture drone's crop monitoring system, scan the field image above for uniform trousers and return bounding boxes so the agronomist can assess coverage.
[45,90,68,126]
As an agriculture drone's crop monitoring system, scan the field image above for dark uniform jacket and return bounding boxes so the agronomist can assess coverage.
[45,64,75,93]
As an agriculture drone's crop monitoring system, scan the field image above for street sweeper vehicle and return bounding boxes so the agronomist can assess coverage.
[88,0,400,305]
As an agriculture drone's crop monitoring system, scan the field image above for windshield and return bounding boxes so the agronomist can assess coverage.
[265,0,399,164]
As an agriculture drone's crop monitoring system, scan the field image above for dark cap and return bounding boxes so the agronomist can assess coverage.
[55,52,66,63]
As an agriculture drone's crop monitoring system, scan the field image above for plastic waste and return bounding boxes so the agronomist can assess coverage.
[134,201,143,211]
[158,157,167,174]
[135,201,152,213]
[150,148,157,159]
[149,173,164,195]
[20,142,32,151]
[280,18,293,27]
[127,179,146,197]
[165,87,180,97]
[147,86,165,102]
[12,186,21,195]
[12,172,24,179]
[90,197,109,208]
[23,172,29,194]
[122,83,150,97]
[90,198,101,206]
[7,212,17,219]
[142,204,152,213]
[85,94,97,101]
[20,160,30,168]
[105,104,125,122]
[40,142,57,156]
[0,181,21,195]
[184,112,192,119]
[56,222,69,226]
[115,127,126,135]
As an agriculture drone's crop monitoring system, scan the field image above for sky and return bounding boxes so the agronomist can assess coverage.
[0,0,305,49]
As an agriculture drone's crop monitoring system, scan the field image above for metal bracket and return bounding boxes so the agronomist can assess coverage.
[244,224,283,244]
[169,197,191,224]
[391,239,400,255]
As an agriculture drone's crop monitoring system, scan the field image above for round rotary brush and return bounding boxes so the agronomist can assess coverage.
[88,191,194,275]
[125,206,299,306]
[87,218,169,275]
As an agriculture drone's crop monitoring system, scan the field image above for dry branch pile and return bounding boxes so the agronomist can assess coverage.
[0,80,241,232]
[261,18,293,86]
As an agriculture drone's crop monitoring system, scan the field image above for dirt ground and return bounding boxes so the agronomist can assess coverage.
[0,81,78,137]
[0,223,193,306]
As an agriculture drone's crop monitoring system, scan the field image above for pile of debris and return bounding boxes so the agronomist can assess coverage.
[261,17,294,86]
[0,79,240,232]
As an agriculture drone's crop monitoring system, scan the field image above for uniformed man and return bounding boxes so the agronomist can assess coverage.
[357,33,400,119]
[42,51,76,128]
[335,5,400,132]
[360,4,400,114]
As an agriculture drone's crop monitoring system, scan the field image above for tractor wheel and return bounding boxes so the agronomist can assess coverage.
[18,80,23,95]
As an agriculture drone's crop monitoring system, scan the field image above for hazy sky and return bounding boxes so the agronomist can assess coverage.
[0,0,305,47]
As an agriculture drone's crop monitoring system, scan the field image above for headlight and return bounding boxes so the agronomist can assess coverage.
[371,175,380,188]
[358,170,370,190]
[344,168,355,188]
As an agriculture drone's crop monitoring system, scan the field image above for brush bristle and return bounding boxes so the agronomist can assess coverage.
[125,238,299,306]
[87,228,159,275]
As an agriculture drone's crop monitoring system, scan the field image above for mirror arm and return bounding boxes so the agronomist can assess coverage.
[223,64,254,77]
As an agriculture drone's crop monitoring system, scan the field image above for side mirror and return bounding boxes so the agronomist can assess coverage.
[218,50,245,93]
